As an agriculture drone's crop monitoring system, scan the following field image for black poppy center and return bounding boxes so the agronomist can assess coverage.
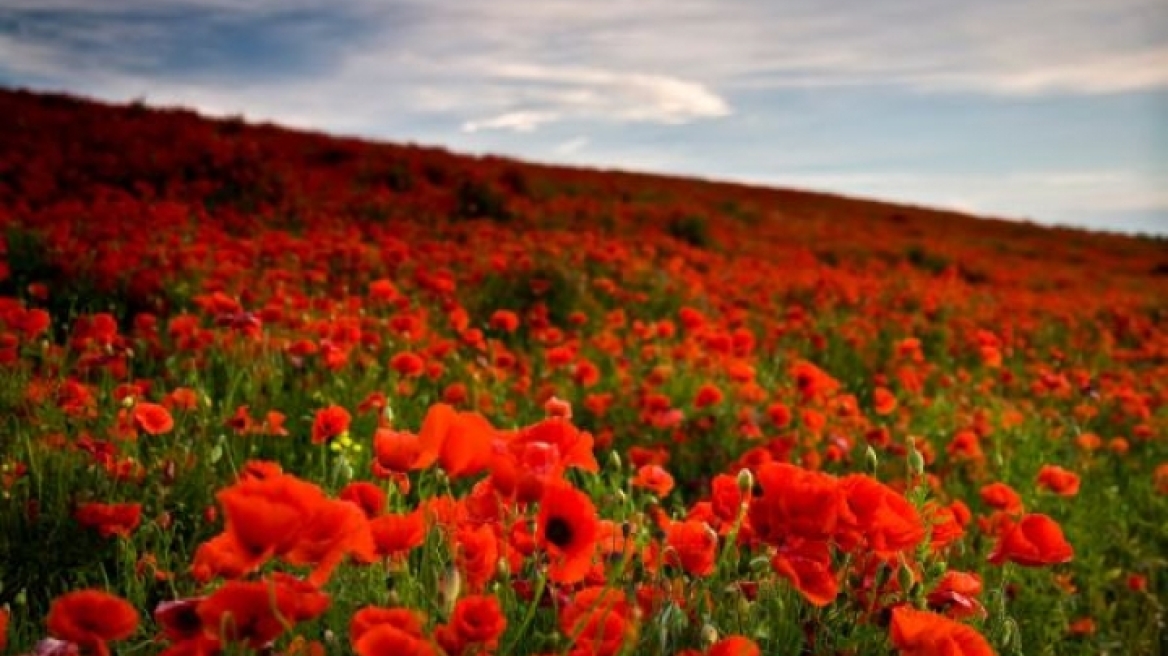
[545,516,574,548]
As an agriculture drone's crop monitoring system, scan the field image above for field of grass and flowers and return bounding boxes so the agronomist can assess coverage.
[0,89,1166,656]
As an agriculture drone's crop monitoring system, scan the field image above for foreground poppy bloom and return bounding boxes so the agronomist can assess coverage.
[47,590,139,656]
[536,479,600,584]
[354,624,436,656]
[349,606,427,645]
[889,605,993,656]
[197,575,329,649]
[749,463,851,544]
[709,636,761,656]
[665,519,719,577]
[559,587,634,656]
[988,513,1074,567]
[449,594,507,649]
[413,403,495,479]
[771,539,838,606]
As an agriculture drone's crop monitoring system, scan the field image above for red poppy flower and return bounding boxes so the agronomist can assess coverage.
[559,587,633,656]
[749,462,852,544]
[47,590,139,656]
[133,402,174,435]
[927,571,985,619]
[197,575,329,649]
[839,474,925,556]
[632,464,675,498]
[373,428,421,473]
[537,479,600,584]
[370,509,427,559]
[665,519,718,577]
[311,405,351,445]
[979,482,1023,515]
[450,594,507,648]
[489,310,520,332]
[340,481,387,518]
[889,605,993,656]
[413,403,495,479]
[988,513,1074,567]
[349,606,426,645]
[353,624,436,656]
[74,502,142,538]
[1035,465,1080,497]
[390,351,425,377]
[771,539,838,607]
[872,387,898,415]
[710,636,761,656]
[694,383,724,409]
[456,523,500,591]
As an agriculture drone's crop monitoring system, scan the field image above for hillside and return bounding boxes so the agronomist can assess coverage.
[1,87,1166,656]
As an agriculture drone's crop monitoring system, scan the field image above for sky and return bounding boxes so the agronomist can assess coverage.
[1,0,1166,235]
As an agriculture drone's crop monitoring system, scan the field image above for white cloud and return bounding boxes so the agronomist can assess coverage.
[554,136,589,155]
[462,110,559,132]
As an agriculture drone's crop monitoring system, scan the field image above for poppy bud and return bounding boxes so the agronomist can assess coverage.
[736,468,754,495]
[701,624,719,647]
[908,443,925,477]
[865,445,879,474]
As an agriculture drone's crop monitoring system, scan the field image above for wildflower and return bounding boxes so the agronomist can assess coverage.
[889,605,993,656]
[47,590,139,656]
[988,513,1074,567]
[537,479,600,584]
[133,402,174,435]
[74,502,142,538]
[450,594,506,649]
[665,519,718,577]
[632,464,675,498]
[1035,465,1080,497]
[197,574,329,649]
[312,405,352,445]
[709,636,761,656]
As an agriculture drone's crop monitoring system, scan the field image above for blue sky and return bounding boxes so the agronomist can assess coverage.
[2,0,1166,235]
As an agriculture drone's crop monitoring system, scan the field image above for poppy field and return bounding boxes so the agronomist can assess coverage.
[0,89,1166,655]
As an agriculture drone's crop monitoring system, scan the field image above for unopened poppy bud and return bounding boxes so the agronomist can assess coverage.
[897,565,916,595]
[609,450,623,471]
[441,566,462,615]
[865,445,879,474]
[908,443,925,477]
[701,623,719,647]
[736,468,754,494]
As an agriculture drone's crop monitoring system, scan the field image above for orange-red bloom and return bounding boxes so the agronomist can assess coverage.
[709,636,761,656]
[1035,465,1080,497]
[988,513,1074,567]
[450,594,507,648]
[47,590,139,656]
[632,464,675,498]
[133,402,174,435]
[665,519,718,577]
[889,606,993,656]
[197,575,329,649]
